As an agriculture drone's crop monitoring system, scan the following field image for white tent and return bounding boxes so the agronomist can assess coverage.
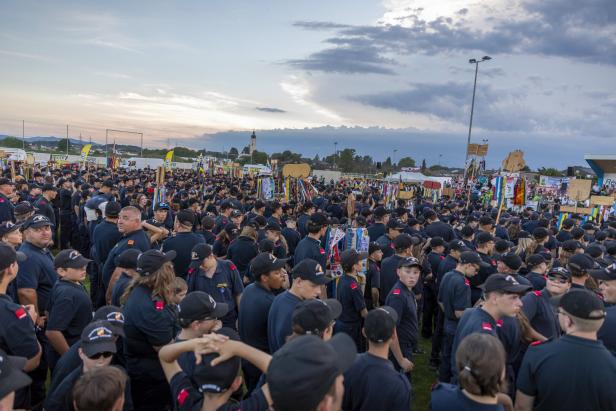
[385,172,452,185]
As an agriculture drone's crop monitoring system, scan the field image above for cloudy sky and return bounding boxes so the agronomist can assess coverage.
[0,0,614,168]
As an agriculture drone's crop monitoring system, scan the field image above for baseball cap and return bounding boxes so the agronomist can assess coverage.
[589,263,616,281]
[250,252,288,277]
[223,223,239,238]
[476,232,495,245]
[605,241,616,255]
[562,218,575,229]
[179,291,229,321]
[364,306,398,343]
[268,333,356,411]
[498,253,523,270]
[459,251,488,266]
[0,243,26,271]
[93,306,126,337]
[0,177,15,186]
[429,237,445,248]
[191,328,241,393]
[22,214,54,229]
[0,221,21,237]
[568,253,596,271]
[585,245,603,259]
[190,243,213,269]
[14,201,36,215]
[177,209,196,226]
[368,241,381,255]
[154,202,170,211]
[526,254,546,268]
[42,183,56,192]
[0,348,31,400]
[102,180,115,188]
[387,219,406,231]
[136,249,176,276]
[554,289,605,320]
[54,249,92,269]
[448,239,469,252]
[265,221,282,232]
[340,249,368,269]
[230,209,243,218]
[292,299,342,335]
[104,201,121,218]
[480,273,532,294]
[562,239,583,253]
[373,206,387,218]
[115,248,140,270]
[532,227,549,239]
[80,320,117,358]
[547,266,572,280]
[309,212,329,227]
[291,259,332,285]
[398,256,422,269]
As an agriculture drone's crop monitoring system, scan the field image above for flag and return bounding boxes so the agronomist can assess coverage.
[164,150,174,170]
[514,177,526,206]
[80,144,92,162]
[492,176,505,206]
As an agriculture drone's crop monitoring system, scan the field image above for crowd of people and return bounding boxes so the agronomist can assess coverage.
[0,166,615,411]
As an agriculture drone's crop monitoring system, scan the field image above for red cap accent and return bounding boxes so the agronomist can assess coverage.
[14,307,27,320]
[177,389,189,405]
[393,289,401,295]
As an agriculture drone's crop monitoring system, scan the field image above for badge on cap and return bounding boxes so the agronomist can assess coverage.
[107,312,125,323]
[88,326,113,340]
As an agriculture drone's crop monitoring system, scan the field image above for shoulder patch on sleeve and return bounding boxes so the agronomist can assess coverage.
[464,278,470,287]
[533,290,542,297]
[496,319,503,327]
[481,322,493,331]
[392,289,401,295]
[390,243,395,249]
[530,340,543,346]
[14,307,27,320]
[154,300,165,311]
[127,240,134,246]
[177,388,189,405]
[350,282,358,290]
[319,247,326,255]
[229,263,237,271]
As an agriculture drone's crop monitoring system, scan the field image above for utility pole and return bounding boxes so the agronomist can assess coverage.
[66,124,69,155]
[22,120,25,149]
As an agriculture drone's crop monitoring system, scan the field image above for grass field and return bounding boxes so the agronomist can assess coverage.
[411,337,437,410]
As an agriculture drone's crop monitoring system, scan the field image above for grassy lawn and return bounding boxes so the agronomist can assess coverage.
[412,336,437,410]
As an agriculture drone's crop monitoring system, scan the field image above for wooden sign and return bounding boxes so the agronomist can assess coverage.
[567,179,592,201]
[502,150,526,172]
[282,163,311,178]
[590,195,615,206]
[398,191,414,200]
[442,187,455,198]
[468,143,489,157]
[560,205,593,215]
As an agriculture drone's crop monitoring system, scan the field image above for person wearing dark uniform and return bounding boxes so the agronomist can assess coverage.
[16,214,57,408]
[162,209,204,279]
[367,206,388,241]
[267,258,330,353]
[281,218,301,256]
[57,178,73,249]
[437,251,483,382]
[101,206,150,296]
[342,306,411,411]
[145,202,171,248]
[525,254,548,291]
[213,200,232,234]
[376,218,405,259]
[591,264,616,354]
[33,184,57,226]
[45,250,92,372]
[0,243,40,410]
[473,232,497,305]
[450,274,531,382]
[226,226,259,282]
[422,237,446,343]
[0,177,16,223]
[238,252,287,392]
[379,234,415,306]
[335,249,368,351]
[91,202,122,308]
[364,242,383,310]
[293,212,328,270]
[186,243,244,330]
[516,290,616,411]
[296,202,314,238]
[123,249,178,411]
[385,256,422,372]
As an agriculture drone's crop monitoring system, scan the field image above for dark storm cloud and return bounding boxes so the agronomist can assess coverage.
[287,46,397,74]
[255,107,287,113]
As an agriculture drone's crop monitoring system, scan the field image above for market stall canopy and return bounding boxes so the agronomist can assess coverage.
[385,171,452,186]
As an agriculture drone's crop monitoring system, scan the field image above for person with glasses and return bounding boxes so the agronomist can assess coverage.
[45,320,133,411]
[522,267,571,342]
[516,290,616,411]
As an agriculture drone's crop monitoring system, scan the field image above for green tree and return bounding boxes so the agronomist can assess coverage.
[537,167,563,176]
[397,157,416,168]
[338,148,356,172]
[0,137,27,149]
[57,139,69,153]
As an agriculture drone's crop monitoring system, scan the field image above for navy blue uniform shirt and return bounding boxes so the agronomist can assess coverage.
[102,229,150,290]
[92,220,122,266]
[0,193,15,222]
[385,280,418,350]
[525,272,546,291]
[438,270,471,330]
[226,236,258,277]
[186,260,244,329]
[294,236,326,270]
[16,241,57,314]
[337,274,366,323]
[342,352,411,411]
[267,290,302,352]
[111,272,133,306]
[162,231,206,279]
[364,259,380,309]
[367,222,386,242]
[598,304,616,355]
[46,279,92,346]
[379,254,403,306]
[450,308,498,380]
[522,289,560,340]
[376,234,395,259]
[34,196,56,225]
[0,293,39,359]
[238,282,275,352]
[430,383,504,411]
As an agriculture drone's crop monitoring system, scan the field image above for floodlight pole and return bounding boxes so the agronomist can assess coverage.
[465,56,492,168]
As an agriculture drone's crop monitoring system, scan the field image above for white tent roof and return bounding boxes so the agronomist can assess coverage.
[385,172,453,185]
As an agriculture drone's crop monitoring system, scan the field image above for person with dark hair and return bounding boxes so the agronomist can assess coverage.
[72,365,127,411]
[516,290,616,411]
[0,348,34,411]
[567,253,595,290]
[376,218,406,259]
[162,209,205,279]
[431,333,510,410]
[342,306,411,411]
[524,254,548,291]
[335,249,368,350]
[294,212,329,271]
[367,206,389,241]
[289,298,341,341]
[107,249,141,306]
[379,234,417,306]
[591,264,616,353]
[365,242,383,310]
[281,217,301,256]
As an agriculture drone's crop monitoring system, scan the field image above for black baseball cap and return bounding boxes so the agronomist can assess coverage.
[192,327,241,393]
[80,320,117,357]
[309,212,329,227]
[589,264,616,281]
[387,219,405,231]
[179,291,229,321]
[562,239,584,253]
[22,214,54,229]
[136,249,176,276]
[480,273,532,294]
[448,239,469,252]
[364,306,398,343]
[54,249,91,269]
[42,183,56,192]
[154,202,170,211]
[459,251,488,267]
[251,252,288,277]
[0,221,21,237]
[14,201,36,215]
[554,289,605,320]
[532,227,549,240]
[177,209,196,226]
[291,259,332,285]
[0,177,15,186]
[498,253,523,270]
[340,249,368,268]
[268,334,357,411]
[230,209,243,218]
[104,201,121,218]
[585,245,603,258]
[0,243,26,271]
[547,266,572,280]
[368,241,381,255]
[115,248,140,270]
[568,253,595,271]
[398,256,422,269]
[527,254,546,268]
[0,348,31,400]
[476,232,495,245]
[93,306,126,337]
[265,221,282,232]
[429,237,445,248]
[292,299,342,335]
[190,243,213,269]
[224,223,239,238]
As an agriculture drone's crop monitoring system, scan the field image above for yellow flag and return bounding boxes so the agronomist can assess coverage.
[164,150,174,170]
[80,144,92,161]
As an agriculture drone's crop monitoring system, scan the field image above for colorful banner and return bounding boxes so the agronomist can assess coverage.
[164,150,174,170]
[80,144,92,161]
